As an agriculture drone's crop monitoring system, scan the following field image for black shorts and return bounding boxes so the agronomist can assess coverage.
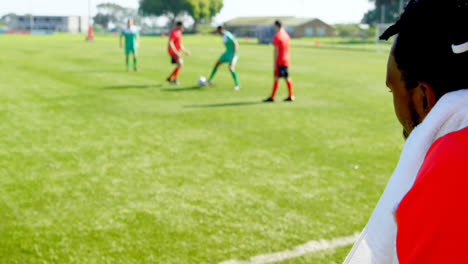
[275,65,289,78]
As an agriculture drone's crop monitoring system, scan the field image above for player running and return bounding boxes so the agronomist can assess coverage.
[206,26,240,91]
[120,19,140,72]
[167,22,191,85]
[264,20,294,102]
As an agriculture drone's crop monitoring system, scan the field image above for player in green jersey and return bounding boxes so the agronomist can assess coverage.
[206,26,240,90]
[120,19,140,72]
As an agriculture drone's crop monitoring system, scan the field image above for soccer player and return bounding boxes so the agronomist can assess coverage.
[264,20,294,102]
[206,26,241,91]
[167,22,191,85]
[120,19,140,72]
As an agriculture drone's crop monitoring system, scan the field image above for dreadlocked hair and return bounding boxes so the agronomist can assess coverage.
[380,0,468,99]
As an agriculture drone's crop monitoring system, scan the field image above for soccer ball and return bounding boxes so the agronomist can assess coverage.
[198,76,207,86]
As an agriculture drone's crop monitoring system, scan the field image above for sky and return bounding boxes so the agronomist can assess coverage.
[0,0,374,24]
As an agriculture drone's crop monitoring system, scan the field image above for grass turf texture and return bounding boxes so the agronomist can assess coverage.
[0,34,402,263]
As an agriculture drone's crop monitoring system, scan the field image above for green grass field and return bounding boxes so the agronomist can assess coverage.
[0,34,402,264]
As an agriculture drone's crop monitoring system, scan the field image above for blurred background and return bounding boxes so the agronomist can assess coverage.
[0,0,404,51]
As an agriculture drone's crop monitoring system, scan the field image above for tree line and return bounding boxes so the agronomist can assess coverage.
[94,0,223,31]
[363,0,405,24]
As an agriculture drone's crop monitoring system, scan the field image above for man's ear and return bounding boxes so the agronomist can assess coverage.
[413,81,436,117]
[420,82,436,114]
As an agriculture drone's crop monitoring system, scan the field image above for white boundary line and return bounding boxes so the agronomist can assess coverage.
[219,233,359,264]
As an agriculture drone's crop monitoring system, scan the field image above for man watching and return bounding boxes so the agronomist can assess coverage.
[345,0,468,263]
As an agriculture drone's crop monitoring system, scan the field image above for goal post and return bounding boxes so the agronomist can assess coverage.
[375,23,393,53]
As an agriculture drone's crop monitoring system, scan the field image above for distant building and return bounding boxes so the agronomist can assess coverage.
[2,15,89,33]
[224,17,335,44]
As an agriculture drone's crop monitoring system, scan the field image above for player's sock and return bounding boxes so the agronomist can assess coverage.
[173,67,181,80]
[231,71,240,86]
[270,81,279,99]
[168,67,180,80]
[133,57,137,69]
[208,67,218,81]
[287,80,293,98]
[126,57,130,69]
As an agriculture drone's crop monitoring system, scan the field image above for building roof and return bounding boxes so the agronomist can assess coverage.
[225,17,329,27]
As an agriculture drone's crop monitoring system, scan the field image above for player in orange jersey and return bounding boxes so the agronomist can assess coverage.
[167,22,191,85]
[264,20,294,102]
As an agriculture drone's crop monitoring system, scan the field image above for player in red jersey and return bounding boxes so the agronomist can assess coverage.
[167,22,191,85]
[264,20,294,102]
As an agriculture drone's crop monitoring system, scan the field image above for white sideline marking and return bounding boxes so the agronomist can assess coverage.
[219,233,359,264]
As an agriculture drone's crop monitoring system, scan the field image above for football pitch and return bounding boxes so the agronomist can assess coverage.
[0,34,402,264]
